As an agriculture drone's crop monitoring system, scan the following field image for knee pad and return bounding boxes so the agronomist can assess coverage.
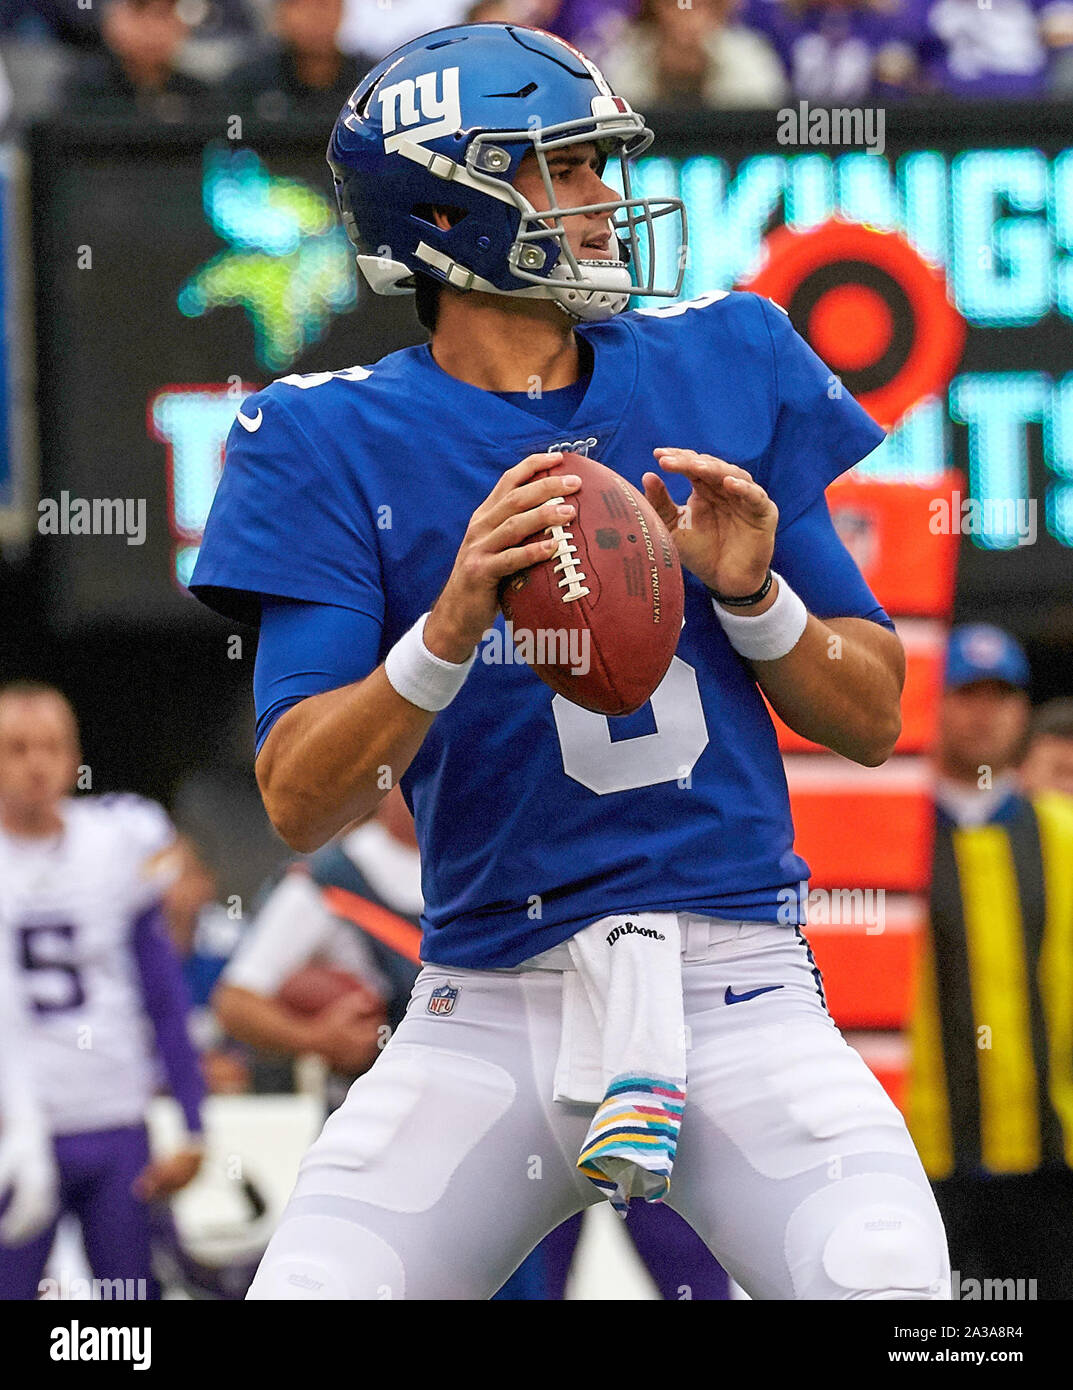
[787,1173,950,1300]
[246,1214,406,1301]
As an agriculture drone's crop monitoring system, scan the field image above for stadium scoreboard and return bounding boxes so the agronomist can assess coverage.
[25,104,1073,630]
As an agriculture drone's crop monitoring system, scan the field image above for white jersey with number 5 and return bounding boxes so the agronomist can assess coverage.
[0,795,175,1135]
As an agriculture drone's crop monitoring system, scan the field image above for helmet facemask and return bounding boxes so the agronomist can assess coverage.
[463,109,687,321]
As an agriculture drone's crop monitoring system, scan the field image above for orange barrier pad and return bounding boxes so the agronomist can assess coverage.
[825,473,961,617]
[805,898,924,1029]
[787,758,935,892]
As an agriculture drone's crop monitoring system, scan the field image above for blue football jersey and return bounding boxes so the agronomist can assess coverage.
[191,290,887,968]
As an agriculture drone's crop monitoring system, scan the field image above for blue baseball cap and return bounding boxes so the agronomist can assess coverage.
[945,624,1030,691]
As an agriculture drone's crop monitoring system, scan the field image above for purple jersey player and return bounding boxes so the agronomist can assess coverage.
[743,0,921,100]
[910,0,1073,99]
[0,683,206,1301]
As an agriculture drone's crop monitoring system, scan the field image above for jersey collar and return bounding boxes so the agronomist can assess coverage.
[410,319,637,452]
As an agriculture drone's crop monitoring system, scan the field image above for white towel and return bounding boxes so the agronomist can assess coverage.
[553,912,687,1215]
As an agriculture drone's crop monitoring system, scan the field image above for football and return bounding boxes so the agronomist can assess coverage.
[499,452,684,716]
[277,965,371,1017]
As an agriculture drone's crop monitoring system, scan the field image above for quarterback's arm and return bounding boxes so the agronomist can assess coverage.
[750,612,903,766]
[257,451,579,852]
[749,489,904,764]
[257,667,436,854]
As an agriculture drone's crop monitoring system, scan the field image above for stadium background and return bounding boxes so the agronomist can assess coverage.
[2,4,1073,1300]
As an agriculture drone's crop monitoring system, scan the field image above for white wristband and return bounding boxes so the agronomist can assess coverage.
[711,571,808,661]
[385,613,476,712]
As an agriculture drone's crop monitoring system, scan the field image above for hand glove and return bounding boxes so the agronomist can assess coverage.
[0,1119,58,1245]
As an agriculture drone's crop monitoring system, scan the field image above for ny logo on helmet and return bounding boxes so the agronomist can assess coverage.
[376,67,462,154]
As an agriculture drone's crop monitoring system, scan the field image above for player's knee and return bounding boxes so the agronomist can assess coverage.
[788,1174,950,1300]
[246,1213,405,1301]
[823,1202,949,1300]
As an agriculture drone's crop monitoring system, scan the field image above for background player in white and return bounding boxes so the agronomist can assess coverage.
[0,682,206,1300]
[214,786,421,1099]
[0,923,56,1248]
[192,24,950,1299]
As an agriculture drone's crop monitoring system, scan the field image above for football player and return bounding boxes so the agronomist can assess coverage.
[0,926,56,1249]
[213,786,422,1111]
[192,23,950,1299]
[0,683,206,1300]
[215,785,732,1298]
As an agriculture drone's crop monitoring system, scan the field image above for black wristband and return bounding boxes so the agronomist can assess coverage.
[707,568,774,608]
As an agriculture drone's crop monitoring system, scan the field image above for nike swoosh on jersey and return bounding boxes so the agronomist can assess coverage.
[724,984,785,1005]
[237,408,263,432]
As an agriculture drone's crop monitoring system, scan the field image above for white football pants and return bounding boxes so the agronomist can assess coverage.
[248,915,950,1300]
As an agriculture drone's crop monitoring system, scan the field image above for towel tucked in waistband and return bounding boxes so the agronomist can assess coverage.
[553,911,687,1216]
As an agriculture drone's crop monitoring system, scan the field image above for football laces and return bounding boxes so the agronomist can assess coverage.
[544,499,590,603]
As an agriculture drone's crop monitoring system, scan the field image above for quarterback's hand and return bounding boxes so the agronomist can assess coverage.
[133,1147,203,1202]
[425,452,581,662]
[643,448,778,599]
[0,1123,58,1244]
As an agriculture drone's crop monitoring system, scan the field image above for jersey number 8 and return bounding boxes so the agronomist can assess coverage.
[552,653,709,795]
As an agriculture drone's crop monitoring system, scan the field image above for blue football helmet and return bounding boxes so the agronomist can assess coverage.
[327,23,687,322]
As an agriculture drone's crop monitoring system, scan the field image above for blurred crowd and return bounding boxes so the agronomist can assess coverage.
[3,0,1073,130]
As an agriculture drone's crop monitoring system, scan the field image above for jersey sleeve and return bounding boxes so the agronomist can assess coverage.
[253,599,383,754]
[132,904,205,1136]
[189,385,386,628]
[222,869,339,996]
[754,295,887,528]
[772,491,895,630]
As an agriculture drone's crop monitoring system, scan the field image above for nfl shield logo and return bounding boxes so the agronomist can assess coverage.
[427,983,459,1016]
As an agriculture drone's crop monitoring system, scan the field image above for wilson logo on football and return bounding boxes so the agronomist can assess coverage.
[378,67,462,154]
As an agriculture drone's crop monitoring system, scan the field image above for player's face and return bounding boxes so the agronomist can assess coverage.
[0,695,81,821]
[103,0,187,70]
[1021,734,1073,799]
[937,681,1030,781]
[275,0,343,54]
[512,142,621,264]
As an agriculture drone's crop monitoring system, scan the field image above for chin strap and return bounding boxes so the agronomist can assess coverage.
[406,244,630,323]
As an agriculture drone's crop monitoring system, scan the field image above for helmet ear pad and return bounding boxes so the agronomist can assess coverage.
[335,148,564,296]
[408,191,563,292]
